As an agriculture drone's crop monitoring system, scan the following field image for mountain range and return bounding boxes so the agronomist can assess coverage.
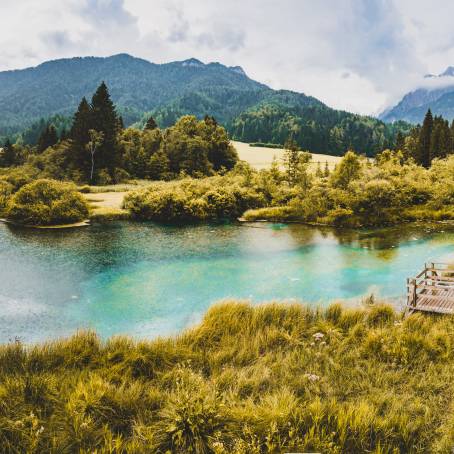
[381,67,454,123]
[0,54,408,155]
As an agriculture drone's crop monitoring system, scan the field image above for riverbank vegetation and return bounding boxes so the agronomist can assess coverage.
[398,109,454,167]
[2,84,454,227]
[5,179,88,226]
[125,145,454,227]
[0,301,453,453]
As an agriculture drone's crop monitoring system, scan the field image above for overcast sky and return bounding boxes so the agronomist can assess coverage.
[2,0,454,115]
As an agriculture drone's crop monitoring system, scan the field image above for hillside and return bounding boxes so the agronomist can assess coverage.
[0,54,408,155]
[381,67,454,123]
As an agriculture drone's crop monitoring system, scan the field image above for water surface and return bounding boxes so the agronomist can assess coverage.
[1,221,453,343]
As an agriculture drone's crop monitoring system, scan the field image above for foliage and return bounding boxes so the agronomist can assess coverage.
[397,109,454,166]
[230,100,410,156]
[243,150,454,227]
[124,173,266,223]
[5,179,89,225]
[0,302,452,452]
[248,142,283,148]
[37,124,58,152]
[0,180,13,215]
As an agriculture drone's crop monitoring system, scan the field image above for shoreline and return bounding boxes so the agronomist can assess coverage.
[0,218,91,229]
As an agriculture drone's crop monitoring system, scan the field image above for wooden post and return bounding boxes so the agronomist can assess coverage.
[407,278,417,308]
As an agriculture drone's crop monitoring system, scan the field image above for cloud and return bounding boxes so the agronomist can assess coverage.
[2,0,454,115]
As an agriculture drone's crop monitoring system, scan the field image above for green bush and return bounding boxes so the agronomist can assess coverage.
[125,175,266,223]
[6,179,89,225]
[242,206,295,221]
[0,180,13,215]
[249,142,283,149]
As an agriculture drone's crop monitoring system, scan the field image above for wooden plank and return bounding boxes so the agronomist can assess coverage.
[409,305,454,314]
[416,294,454,303]
[415,284,454,292]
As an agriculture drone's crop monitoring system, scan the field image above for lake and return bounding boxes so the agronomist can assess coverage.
[1,221,454,343]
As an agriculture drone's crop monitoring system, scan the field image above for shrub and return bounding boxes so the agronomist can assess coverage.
[242,206,295,221]
[6,179,89,225]
[124,176,266,223]
[0,180,13,215]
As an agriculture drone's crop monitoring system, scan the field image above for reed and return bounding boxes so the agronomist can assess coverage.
[0,301,453,452]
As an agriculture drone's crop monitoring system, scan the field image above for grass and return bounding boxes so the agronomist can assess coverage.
[83,191,132,221]
[78,180,155,194]
[0,301,453,453]
[88,207,131,222]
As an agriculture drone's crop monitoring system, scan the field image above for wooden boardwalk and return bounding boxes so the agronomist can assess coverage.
[407,263,454,314]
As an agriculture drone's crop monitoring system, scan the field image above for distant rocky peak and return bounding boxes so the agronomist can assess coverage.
[440,66,454,77]
[229,66,247,76]
[180,58,205,68]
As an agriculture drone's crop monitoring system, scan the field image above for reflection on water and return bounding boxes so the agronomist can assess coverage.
[1,221,454,343]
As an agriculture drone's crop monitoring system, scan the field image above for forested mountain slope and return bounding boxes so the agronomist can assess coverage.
[0,54,408,155]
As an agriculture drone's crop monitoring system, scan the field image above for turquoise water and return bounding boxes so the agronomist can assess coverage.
[1,221,454,343]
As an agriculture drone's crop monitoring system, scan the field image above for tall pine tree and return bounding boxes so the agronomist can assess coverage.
[37,124,58,152]
[144,115,157,131]
[1,139,16,167]
[395,131,405,152]
[70,97,93,177]
[418,109,433,167]
[90,82,119,175]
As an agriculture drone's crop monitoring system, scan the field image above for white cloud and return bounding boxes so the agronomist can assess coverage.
[2,0,454,114]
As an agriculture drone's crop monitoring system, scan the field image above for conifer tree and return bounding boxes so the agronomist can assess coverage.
[118,116,125,130]
[418,109,433,167]
[284,137,301,185]
[144,115,158,131]
[90,82,119,174]
[60,127,68,141]
[70,97,92,176]
[1,139,16,167]
[204,115,218,126]
[324,161,330,177]
[37,124,58,152]
[395,131,405,151]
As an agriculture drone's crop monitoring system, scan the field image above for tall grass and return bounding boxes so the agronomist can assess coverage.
[0,301,453,452]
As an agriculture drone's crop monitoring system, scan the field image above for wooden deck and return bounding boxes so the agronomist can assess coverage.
[407,263,454,314]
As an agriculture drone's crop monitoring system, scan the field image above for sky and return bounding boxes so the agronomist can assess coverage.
[2,0,454,115]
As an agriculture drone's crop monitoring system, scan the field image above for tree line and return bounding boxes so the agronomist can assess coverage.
[0,83,238,184]
[396,108,454,167]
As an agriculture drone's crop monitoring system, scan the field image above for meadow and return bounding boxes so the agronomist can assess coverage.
[0,301,453,453]
[232,141,343,171]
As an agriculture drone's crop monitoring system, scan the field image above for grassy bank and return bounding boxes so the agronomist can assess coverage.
[1,301,453,453]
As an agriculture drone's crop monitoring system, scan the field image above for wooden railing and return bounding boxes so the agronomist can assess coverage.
[407,262,454,312]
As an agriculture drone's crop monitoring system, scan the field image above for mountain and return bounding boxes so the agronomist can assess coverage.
[0,54,406,155]
[381,67,454,124]
[0,53,268,132]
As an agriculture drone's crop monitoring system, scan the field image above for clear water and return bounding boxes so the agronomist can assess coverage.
[1,221,454,343]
